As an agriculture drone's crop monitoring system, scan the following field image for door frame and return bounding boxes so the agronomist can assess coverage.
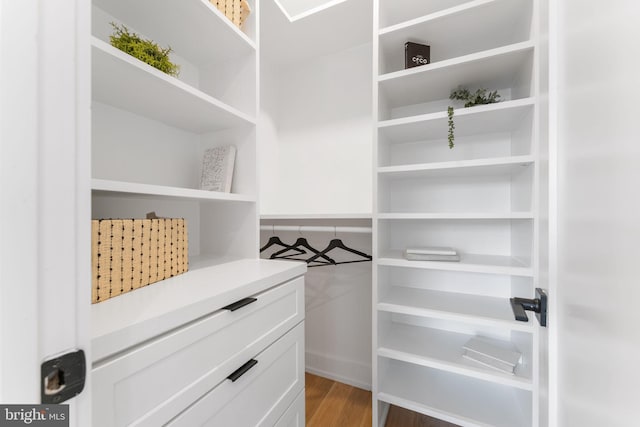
[0,0,91,424]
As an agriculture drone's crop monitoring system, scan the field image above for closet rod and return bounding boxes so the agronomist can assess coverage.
[260,225,372,234]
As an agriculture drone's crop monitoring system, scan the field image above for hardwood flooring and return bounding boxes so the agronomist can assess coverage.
[305,373,458,427]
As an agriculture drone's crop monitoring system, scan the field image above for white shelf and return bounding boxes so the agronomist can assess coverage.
[378,359,531,427]
[378,156,534,179]
[378,41,534,110]
[93,0,255,65]
[378,98,535,143]
[377,286,533,332]
[379,0,532,74]
[378,323,532,390]
[378,251,533,277]
[92,179,256,203]
[92,38,255,133]
[377,212,534,220]
[91,258,306,362]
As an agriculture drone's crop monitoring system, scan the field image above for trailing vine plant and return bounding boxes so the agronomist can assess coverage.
[447,106,455,149]
[447,87,501,148]
[110,23,180,77]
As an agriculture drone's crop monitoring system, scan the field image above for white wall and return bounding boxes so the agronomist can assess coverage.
[259,43,373,216]
[552,1,640,425]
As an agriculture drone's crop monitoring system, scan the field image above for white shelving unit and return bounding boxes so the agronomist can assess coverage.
[90,0,261,334]
[373,0,542,425]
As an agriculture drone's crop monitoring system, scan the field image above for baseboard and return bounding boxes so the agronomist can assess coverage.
[305,350,372,391]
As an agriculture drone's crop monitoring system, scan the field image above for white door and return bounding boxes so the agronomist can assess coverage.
[549,0,640,425]
[0,0,91,425]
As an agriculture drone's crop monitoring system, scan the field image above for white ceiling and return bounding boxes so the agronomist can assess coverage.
[261,0,373,67]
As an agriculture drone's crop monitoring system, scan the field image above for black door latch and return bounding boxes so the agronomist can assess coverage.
[510,288,547,327]
[41,349,86,404]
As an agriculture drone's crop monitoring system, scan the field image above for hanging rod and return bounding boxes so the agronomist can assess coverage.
[260,225,372,234]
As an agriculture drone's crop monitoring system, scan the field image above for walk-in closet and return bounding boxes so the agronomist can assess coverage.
[2,0,639,426]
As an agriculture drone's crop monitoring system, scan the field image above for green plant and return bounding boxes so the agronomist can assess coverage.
[109,23,180,77]
[447,106,455,149]
[450,87,501,107]
[446,87,501,148]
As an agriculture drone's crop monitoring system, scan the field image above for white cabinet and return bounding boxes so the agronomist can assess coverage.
[167,323,305,427]
[373,0,544,425]
[92,265,305,427]
[274,389,305,427]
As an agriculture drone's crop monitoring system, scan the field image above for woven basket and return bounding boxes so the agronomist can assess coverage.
[91,218,188,303]
[212,0,251,30]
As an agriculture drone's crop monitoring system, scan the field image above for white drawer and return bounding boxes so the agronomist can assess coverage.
[92,276,304,427]
[168,321,305,427]
[274,389,305,427]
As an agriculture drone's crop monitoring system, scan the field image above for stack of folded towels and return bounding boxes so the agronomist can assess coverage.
[404,246,460,262]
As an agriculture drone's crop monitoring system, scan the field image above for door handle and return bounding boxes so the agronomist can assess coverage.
[510,288,547,327]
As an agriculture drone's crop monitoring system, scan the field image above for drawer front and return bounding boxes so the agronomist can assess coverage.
[92,276,304,427]
[274,389,305,427]
[168,321,305,427]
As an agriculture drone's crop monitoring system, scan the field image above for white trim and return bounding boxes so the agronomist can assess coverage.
[0,0,40,403]
[547,0,559,426]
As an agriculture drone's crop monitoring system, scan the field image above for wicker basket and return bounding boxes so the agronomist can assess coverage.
[91,218,188,303]
[212,0,251,30]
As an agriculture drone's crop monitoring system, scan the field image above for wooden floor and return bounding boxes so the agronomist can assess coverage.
[305,373,458,427]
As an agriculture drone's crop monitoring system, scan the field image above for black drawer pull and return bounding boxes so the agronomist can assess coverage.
[222,297,257,312]
[227,359,258,382]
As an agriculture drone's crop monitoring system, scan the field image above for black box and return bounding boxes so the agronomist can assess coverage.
[405,42,431,69]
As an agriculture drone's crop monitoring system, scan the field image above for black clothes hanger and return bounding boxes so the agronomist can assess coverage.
[260,235,304,255]
[270,237,337,265]
[305,238,372,266]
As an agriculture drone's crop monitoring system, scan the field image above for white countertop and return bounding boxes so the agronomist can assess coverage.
[91,258,306,362]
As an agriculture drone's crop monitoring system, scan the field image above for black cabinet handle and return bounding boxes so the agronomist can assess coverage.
[227,359,258,382]
[222,297,257,312]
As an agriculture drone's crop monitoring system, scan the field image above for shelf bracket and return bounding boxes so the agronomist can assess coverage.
[510,288,547,327]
